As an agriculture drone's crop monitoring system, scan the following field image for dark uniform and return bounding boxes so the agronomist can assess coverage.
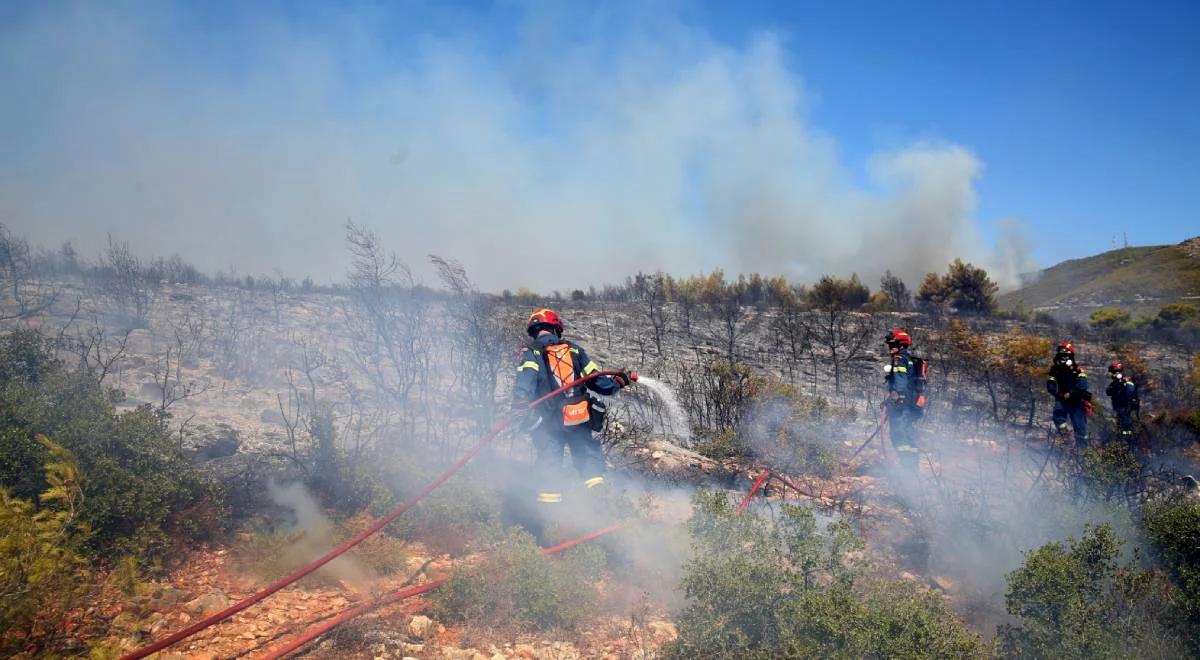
[1105,372,1138,441]
[886,345,921,472]
[1047,362,1090,446]
[513,332,621,505]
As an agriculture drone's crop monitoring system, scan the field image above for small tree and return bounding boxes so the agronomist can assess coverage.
[0,223,58,321]
[806,275,873,395]
[631,271,670,356]
[700,271,761,363]
[879,270,912,312]
[945,259,998,314]
[916,271,953,314]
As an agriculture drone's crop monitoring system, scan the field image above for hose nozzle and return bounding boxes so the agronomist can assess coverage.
[628,371,639,383]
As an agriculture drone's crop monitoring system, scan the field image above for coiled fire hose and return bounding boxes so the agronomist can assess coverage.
[122,370,633,660]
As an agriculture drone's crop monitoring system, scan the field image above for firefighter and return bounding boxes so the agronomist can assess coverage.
[1105,361,1139,441]
[1047,342,1091,446]
[884,329,925,474]
[513,308,632,515]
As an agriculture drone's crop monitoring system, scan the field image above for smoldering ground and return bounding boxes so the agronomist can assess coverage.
[0,2,1034,291]
[257,479,375,588]
[732,388,1142,632]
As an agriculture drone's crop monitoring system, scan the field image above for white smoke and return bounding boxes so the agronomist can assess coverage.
[0,3,1029,290]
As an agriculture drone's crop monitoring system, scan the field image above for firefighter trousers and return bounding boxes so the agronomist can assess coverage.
[887,402,920,473]
[1052,400,1089,446]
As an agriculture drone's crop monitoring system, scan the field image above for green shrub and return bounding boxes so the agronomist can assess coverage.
[664,490,987,659]
[999,524,1185,658]
[1154,303,1199,329]
[431,528,604,632]
[378,469,503,556]
[694,429,751,461]
[1087,307,1131,330]
[0,437,93,656]
[0,329,225,559]
[1141,499,1200,654]
[1074,442,1144,500]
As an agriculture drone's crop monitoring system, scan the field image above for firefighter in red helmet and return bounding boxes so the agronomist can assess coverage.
[512,308,632,533]
[1047,342,1090,446]
[884,329,926,474]
[1105,361,1139,442]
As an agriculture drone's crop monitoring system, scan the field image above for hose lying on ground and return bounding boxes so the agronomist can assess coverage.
[259,524,624,660]
[122,371,628,660]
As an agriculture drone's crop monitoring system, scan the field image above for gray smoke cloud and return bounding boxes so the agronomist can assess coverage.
[0,2,1027,290]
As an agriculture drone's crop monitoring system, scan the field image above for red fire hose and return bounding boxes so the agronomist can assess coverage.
[122,371,633,660]
[260,524,623,660]
[738,471,771,514]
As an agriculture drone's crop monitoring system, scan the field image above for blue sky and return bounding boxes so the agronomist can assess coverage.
[705,1,1200,262]
[0,1,1196,288]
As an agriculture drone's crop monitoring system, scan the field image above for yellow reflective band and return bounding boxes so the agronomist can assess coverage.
[895,445,918,453]
[570,347,580,354]
[537,492,562,503]
[582,361,599,375]
[518,360,540,372]
[584,476,605,488]
[894,367,908,373]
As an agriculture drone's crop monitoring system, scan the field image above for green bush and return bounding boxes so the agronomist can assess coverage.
[431,528,604,632]
[1087,307,1131,330]
[1,438,92,656]
[664,490,988,659]
[376,468,503,556]
[1141,499,1200,654]
[1154,302,1199,329]
[0,329,225,559]
[999,524,1185,658]
[1074,442,1144,500]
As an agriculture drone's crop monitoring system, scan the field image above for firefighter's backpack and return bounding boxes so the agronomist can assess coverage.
[538,341,591,426]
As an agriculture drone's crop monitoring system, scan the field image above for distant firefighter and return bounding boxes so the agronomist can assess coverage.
[512,308,632,520]
[1047,342,1091,446]
[1105,361,1140,441]
[883,329,927,474]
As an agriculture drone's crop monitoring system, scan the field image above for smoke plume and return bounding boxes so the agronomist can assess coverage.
[0,2,1028,290]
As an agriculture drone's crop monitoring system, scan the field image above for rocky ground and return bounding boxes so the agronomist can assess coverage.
[79,542,679,659]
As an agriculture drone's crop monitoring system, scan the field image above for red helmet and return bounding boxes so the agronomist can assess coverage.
[885,329,912,347]
[1108,361,1124,374]
[527,308,564,338]
[1056,341,1075,358]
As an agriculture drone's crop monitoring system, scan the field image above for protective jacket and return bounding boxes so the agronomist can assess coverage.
[886,348,914,399]
[1105,377,1137,412]
[1047,364,1089,403]
[514,333,620,422]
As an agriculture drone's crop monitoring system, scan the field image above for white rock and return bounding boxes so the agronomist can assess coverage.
[408,614,435,640]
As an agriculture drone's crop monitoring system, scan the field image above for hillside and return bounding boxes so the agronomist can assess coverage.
[1001,237,1200,319]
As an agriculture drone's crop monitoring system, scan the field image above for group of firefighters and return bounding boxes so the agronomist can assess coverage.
[512,307,1144,515]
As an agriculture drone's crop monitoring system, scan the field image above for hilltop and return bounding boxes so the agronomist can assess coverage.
[1002,237,1200,320]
